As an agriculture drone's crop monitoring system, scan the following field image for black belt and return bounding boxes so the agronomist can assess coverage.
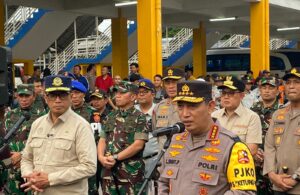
[144,153,158,160]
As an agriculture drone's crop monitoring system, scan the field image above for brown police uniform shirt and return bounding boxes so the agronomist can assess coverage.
[21,108,97,195]
[158,123,257,195]
[264,105,300,194]
[212,103,262,144]
[152,98,181,150]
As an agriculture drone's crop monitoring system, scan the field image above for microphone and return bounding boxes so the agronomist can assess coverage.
[3,112,31,142]
[152,122,185,137]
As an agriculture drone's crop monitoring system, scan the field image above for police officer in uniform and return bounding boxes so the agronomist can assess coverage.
[158,80,257,195]
[264,68,300,195]
[2,84,46,195]
[152,68,184,150]
[98,81,148,195]
[70,80,99,195]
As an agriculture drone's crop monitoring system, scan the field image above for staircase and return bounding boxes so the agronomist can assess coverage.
[211,34,249,48]
[5,6,47,47]
[48,21,137,74]
[128,28,193,64]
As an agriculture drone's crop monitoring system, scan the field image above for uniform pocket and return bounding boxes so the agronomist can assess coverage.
[53,138,73,163]
[192,169,219,186]
[161,166,179,179]
[30,138,44,161]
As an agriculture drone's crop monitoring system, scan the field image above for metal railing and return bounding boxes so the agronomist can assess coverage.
[212,34,249,48]
[270,38,290,50]
[48,24,112,74]
[5,6,39,44]
[129,28,193,64]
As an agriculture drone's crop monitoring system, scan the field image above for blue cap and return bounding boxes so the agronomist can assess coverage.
[71,80,87,93]
[138,79,155,91]
[44,75,71,92]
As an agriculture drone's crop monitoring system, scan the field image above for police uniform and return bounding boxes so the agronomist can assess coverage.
[152,68,184,150]
[2,84,46,195]
[158,81,257,195]
[264,68,300,194]
[100,81,148,195]
[21,75,97,195]
[251,77,282,195]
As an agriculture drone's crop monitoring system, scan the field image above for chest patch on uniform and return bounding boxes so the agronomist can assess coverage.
[169,150,181,157]
[275,136,281,146]
[210,139,220,146]
[199,172,212,181]
[170,144,184,149]
[166,169,174,176]
[93,113,101,123]
[274,127,284,134]
[198,161,218,171]
[166,159,180,165]
[204,147,221,153]
[199,188,208,195]
[201,155,218,162]
[277,115,285,120]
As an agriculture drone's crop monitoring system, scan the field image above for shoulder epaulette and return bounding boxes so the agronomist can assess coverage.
[219,128,241,143]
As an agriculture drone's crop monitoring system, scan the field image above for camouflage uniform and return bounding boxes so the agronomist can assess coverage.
[100,107,148,195]
[3,105,45,195]
[251,100,282,195]
[33,94,48,112]
[72,103,99,195]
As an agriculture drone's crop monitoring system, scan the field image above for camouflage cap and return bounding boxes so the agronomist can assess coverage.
[173,80,212,103]
[241,76,253,84]
[162,68,184,80]
[113,81,138,94]
[17,84,34,95]
[90,89,107,99]
[260,77,279,87]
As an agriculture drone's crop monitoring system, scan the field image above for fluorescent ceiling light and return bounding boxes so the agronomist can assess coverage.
[115,1,137,7]
[209,17,236,22]
[277,27,300,31]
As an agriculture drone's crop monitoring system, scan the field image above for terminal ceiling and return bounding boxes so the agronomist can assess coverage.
[6,0,300,40]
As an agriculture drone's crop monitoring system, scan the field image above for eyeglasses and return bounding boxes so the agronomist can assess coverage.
[221,90,240,97]
[138,90,151,95]
[46,92,69,101]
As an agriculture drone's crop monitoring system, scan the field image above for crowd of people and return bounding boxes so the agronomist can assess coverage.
[0,62,300,195]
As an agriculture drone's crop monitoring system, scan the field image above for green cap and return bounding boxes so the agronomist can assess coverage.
[113,81,138,94]
[17,84,34,95]
[260,77,278,87]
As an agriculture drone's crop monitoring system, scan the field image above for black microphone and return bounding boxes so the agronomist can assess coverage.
[152,122,185,137]
[3,112,31,142]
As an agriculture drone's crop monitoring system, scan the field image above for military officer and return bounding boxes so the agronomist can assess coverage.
[158,80,257,195]
[2,84,45,195]
[251,76,282,195]
[70,80,99,195]
[89,89,110,192]
[20,75,97,195]
[264,68,300,195]
[98,81,148,195]
[152,68,184,150]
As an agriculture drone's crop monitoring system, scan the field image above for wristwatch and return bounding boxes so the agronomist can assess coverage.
[292,173,300,182]
[113,154,119,162]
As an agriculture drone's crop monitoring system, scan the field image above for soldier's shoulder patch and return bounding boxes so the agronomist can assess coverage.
[227,142,256,191]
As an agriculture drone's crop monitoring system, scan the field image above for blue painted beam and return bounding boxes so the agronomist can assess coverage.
[64,22,137,71]
[7,9,49,48]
